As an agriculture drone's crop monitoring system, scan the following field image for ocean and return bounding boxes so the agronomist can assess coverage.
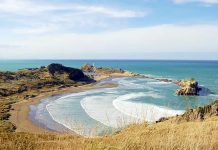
[1,60,218,136]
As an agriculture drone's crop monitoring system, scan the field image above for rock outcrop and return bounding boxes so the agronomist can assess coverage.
[177,100,218,122]
[157,100,218,123]
[95,67,125,74]
[48,63,87,81]
[176,79,201,96]
[81,64,125,74]
[81,64,95,72]
[0,64,94,97]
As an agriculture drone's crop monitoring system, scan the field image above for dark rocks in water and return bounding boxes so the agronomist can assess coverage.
[176,79,201,96]
[48,63,86,81]
[198,86,212,96]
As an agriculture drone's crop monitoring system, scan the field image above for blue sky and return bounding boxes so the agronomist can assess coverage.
[0,0,218,59]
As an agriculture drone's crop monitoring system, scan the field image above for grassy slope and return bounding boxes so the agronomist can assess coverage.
[1,116,217,150]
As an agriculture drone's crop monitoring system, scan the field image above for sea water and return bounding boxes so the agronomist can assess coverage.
[1,60,218,136]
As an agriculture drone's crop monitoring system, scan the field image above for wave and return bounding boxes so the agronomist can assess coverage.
[80,95,135,128]
[45,88,116,136]
[147,81,172,85]
[117,77,155,91]
[113,93,184,122]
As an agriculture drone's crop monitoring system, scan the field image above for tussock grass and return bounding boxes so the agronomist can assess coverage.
[1,117,218,150]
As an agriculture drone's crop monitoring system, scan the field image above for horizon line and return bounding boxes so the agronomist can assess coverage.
[1,59,218,61]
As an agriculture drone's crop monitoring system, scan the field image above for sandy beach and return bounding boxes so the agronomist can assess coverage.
[9,82,117,134]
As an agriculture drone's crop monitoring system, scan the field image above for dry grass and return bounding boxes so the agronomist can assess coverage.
[1,117,218,150]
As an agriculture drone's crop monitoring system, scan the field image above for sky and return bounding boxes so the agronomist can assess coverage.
[0,0,218,60]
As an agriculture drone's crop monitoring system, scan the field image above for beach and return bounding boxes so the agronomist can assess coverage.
[9,82,117,134]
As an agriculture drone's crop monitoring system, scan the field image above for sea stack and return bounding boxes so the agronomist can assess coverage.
[176,79,201,96]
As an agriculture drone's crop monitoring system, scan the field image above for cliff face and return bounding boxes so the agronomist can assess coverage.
[0,64,94,97]
[48,64,87,81]
[176,80,200,96]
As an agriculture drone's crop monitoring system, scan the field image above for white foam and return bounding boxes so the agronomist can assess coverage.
[143,91,164,99]
[147,81,172,85]
[80,95,135,128]
[113,93,184,122]
[117,78,145,89]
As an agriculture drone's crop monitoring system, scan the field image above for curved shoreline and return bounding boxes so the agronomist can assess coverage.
[8,70,198,135]
[9,82,118,134]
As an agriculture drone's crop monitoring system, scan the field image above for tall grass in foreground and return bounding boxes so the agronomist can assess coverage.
[1,112,218,150]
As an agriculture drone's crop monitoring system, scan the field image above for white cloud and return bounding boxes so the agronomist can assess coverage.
[0,0,146,17]
[2,24,218,59]
[12,25,58,35]
[174,0,218,4]
[0,0,147,34]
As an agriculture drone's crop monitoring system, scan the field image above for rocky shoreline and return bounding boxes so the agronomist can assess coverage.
[81,64,208,96]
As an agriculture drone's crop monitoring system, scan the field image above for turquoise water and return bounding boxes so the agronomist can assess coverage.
[1,60,218,136]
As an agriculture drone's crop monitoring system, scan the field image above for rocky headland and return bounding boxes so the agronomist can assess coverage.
[81,64,135,81]
[0,64,94,97]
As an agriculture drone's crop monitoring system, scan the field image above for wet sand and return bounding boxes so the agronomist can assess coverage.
[9,82,117,134]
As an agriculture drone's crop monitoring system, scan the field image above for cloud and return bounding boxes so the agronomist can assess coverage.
[0,44,19,48]
[12,26,57,35]
[0,0,147,34]
[2,24,218,59]
[174,0,218,4]
[0,0,146,17]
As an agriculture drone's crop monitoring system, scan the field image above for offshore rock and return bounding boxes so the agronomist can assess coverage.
[176,79,201,96]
